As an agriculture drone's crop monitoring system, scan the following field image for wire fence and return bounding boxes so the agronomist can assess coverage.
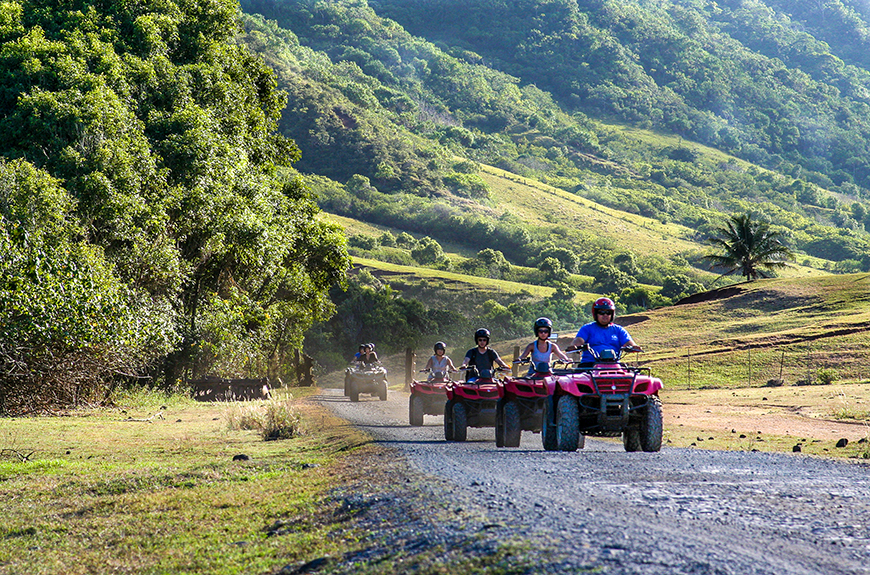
[640,336,870,389]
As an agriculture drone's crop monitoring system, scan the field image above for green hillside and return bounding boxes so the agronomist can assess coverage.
[239,0,870,278]
[623,273,870,388]
[372,0,870,191]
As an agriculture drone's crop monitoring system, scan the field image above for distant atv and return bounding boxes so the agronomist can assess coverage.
[444,367,509,442]
[344,362,388,402]
[545,347,663,452]
[495,359,568,448]
[408,369,454,426]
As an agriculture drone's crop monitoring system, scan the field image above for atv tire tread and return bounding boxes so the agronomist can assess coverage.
[557,395,580,452]
[409,395,424,427]
[444,400,455,441]
[503,401,522,448]
[640,395,663,452]
[452,401,468,442]
[542,397,558,451]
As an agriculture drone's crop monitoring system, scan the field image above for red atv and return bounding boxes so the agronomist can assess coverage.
[495,359,569,448]
[545,347,663,452]
[444,367,509,442]
[408,369,454,426]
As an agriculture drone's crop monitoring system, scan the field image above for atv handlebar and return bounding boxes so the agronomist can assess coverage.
[419,368,458,372]
[456,365,510,371]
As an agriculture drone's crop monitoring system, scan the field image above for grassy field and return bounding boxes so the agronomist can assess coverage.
[477,163,829,280]
[0,389,373,575]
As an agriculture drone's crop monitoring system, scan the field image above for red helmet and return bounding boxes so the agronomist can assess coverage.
[593,297,616,323]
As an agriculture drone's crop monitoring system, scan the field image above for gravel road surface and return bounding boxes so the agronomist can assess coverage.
[314,387,870,575]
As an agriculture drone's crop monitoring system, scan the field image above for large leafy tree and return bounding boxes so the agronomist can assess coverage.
[704,213,795,281]
[0,0,349,401]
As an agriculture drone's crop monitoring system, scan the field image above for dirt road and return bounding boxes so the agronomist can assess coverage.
[316,387,870,574]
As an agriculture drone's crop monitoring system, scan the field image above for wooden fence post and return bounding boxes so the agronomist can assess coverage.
[687,346,691,387]
[748,345,752,387]
[512,345,520,377]
[405,348,415,391]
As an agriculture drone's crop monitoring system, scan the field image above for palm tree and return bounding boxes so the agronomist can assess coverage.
[704,213,795,281]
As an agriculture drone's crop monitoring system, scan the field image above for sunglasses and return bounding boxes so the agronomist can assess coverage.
[596,310,614,316]
[476,338,488,342]
[537,328,550,333]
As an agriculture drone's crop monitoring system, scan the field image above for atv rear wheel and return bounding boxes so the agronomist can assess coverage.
[556,395,580,452]
[444,399,455,441]
[409,395,424,426]
[541,397,558,451]
[640,395,663,452]
[503,400,522,448]
[452,401,468,442]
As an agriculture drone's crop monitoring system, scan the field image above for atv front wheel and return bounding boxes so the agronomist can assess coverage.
[503,400,522,448]
[640,395,663,452]
[452,401,468,442]
[379,379,388,401]
[495,401,505,448]
[542,397,558,451]
[556,395,580,452]
[444,400,455,441]
[349,380,359,403]
[409,395,424,426]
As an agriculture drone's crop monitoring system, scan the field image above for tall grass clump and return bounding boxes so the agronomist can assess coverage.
[224,398,303,441]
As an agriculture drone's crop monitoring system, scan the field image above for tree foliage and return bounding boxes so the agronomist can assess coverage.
[0,0,349,408]
[705,213,796,281]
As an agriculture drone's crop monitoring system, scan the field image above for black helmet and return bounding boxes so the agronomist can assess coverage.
[434,341,446,352]
[368,342,376,351]
[533,317,552,334]
[474,328,490,343]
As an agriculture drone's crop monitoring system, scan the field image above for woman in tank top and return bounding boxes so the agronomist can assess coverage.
[516,317,571,375]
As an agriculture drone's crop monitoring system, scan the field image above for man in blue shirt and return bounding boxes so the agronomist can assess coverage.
[566,297,642,366]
